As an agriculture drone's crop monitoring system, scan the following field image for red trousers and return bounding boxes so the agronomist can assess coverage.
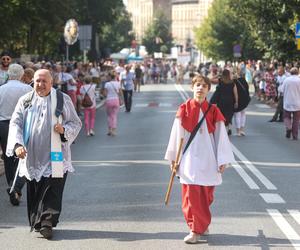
[181,184,215,234]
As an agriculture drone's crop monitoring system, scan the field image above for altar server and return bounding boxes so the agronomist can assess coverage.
[165,74,235,244]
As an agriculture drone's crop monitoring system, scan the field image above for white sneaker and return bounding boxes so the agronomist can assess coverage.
[183,232,201,244]
[240,131,246,136]
[86,132,90,136]
[90,129,95,136]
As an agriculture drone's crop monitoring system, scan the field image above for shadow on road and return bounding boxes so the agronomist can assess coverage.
[50,229,290,249]
[52,230,186,241]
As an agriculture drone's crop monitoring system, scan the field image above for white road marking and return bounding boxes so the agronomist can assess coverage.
[259,193,286,203]
[245,111,273,116]
[267,209,300,250]
[159,103,173,107]
[288,210,300,225]
[255,104,272,108]
[134,103,148,107]
[231,163,259,189]
[237,161,300,168]
[231,144,277,190]
[73,160,169,165]
[174,84,190,100]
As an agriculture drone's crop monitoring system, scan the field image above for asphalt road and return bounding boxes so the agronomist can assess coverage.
[0,82,299,250]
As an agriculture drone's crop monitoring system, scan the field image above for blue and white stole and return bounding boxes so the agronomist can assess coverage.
[50,88,64,178]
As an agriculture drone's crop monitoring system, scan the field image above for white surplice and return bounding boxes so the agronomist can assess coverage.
[6,88,82,181]
[165,110,235,186]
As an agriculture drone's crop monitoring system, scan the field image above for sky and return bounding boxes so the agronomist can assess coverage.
[123,0,128,6]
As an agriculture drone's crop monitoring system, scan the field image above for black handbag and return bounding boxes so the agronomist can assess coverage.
[235,79,251,112]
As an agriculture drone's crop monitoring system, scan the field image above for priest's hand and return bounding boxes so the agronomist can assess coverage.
[218,164,226,174]
[54,123,65,134]
[15,146,27,159]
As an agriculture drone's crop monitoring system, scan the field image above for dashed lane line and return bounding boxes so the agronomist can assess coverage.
[231,144,277,190]
[259,193,286,203]
[288,210,300,225]
[267,209,300,250]
[231,163,259,190]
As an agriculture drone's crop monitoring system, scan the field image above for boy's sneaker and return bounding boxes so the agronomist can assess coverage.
[184,232,201,244]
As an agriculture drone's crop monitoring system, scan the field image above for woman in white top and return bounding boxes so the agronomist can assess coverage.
[104,71,122,136]
[80,75,97,136]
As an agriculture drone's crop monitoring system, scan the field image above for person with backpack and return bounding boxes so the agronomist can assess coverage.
[233,69,251,136]
[80,75,97,136]
[165,74,235,244]
[6,69,81,239]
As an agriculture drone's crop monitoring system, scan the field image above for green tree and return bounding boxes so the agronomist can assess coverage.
[74,0,124,60]
[0,0,126,60]
[98,6,134,55]
[0,0,76,57]
[229,0,300,61]
[194,0,262,61]
[142,11,173,55]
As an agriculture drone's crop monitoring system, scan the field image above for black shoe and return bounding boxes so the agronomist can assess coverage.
[286,129,292,139]
[227,129,232,136]
[268,118,277,122]
[293,136,298,140]
[40,226,53,239]
[8,190,20,206]
[277,119,283,122]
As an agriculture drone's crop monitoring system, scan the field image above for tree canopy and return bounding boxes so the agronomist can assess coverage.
[142,11,173,55]
[0,0,130,60]
[195,0,300,62]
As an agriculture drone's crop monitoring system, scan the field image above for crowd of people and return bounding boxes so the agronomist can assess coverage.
[0,49,300,241]
[197,60,300,140]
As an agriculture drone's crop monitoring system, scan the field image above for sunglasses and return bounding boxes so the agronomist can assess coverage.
[2,57,11,61]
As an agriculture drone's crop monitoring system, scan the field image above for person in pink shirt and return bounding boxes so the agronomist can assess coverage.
[80,75,96,136]
[104,71,122,136]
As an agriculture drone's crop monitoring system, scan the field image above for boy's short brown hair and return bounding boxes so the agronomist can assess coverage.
[191,74,211,90]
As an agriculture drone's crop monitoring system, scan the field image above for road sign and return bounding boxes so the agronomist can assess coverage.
[78,25,92,52]
[79,40,91,51]
[296,22,300,38]
[78,25,92,40]
[233,44,242,58]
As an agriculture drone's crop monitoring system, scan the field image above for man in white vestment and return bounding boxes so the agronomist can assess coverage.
[6,69,82,239]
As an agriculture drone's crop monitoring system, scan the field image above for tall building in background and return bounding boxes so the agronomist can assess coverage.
[126,0,171,42]
[172,0,213,48]
[126,0,213,62]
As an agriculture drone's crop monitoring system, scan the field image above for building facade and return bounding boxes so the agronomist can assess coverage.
[172,0,213,48]
[126,0,213,62]
[126,0,172,42]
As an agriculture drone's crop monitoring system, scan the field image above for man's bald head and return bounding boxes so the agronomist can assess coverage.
[34,69,52,80]
[34,69,53,96]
